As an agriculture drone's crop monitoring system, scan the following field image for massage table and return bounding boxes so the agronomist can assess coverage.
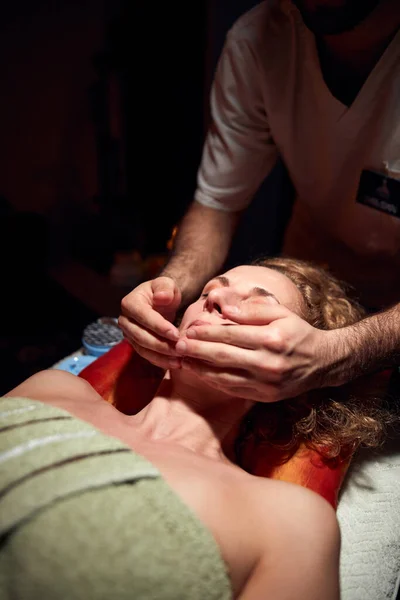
[52,339,400,599]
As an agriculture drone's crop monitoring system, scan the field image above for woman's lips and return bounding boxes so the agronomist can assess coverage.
[187,319,236,329]
[188,319,212,328]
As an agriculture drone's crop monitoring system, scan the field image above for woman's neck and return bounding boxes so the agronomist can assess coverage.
[130,372,253,462]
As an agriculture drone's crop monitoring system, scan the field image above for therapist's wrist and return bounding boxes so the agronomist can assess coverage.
[316,327,357,388]
[317,314,396,388]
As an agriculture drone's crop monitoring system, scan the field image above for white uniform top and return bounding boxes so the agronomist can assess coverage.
[195,0,400,307]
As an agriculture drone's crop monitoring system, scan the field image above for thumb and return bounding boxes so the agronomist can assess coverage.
[152,276,179,304]
[223,302,291,325]
[152,277,182,321]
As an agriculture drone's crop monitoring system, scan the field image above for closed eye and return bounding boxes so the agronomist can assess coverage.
[200,279,280,304]
[251,287,280,304]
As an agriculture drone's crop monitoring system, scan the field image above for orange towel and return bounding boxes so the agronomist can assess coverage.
[79,341,353,508]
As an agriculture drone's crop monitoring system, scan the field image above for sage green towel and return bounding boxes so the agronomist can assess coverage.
[0,397,232,599]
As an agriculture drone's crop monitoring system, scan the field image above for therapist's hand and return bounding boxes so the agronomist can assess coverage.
[175,304,347,402]
[119,277,183,370]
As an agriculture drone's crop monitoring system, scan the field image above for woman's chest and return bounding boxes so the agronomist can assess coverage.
[58,400,260,595]
[137,442,259,597]
[105,428,259,597]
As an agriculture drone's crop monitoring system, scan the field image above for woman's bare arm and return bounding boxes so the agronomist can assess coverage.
[240,480,340,599]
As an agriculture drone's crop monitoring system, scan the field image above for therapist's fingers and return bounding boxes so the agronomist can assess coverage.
[128,341,182,371]
[151,277,182,322]
[118,316,180,357]
[182,359,281,403]
[176,337,285,382]
[186,323,283,351]
[151,276,178,304]
[176,338,254,369]
[120,279,180,342]
[119,304,179,343]
[222,302,291,325]
[120,302,179,341]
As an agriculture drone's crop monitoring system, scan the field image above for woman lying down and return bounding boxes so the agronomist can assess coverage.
[0,258,393,600]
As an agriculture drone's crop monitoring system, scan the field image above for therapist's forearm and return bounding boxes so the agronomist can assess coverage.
[161,200,241,305]
[322,302,400,386]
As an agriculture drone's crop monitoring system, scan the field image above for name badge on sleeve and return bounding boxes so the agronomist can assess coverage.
[356,169,400,218]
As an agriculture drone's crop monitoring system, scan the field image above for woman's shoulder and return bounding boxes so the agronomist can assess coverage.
[241,474,338,555]
[244,473,336,521]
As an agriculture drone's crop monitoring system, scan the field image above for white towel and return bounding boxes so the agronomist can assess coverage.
[338,437,400,600]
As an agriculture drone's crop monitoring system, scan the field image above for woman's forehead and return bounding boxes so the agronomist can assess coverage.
[223,265,288,287]
[222,265,303,305]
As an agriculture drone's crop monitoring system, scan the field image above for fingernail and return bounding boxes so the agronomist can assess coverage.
[186,328,196,339]
[166,329,179,341]
[175,340,187,354]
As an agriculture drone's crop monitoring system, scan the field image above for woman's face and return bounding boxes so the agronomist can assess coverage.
[179,265,304,334]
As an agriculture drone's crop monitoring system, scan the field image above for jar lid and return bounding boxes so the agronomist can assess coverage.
[82,317,124,357]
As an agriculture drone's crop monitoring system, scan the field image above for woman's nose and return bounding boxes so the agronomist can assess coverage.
[208,300,222,314]
[204,288,235,315]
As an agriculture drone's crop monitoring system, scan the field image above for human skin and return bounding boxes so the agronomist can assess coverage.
[6,265,340,599]
[119,0,400,401]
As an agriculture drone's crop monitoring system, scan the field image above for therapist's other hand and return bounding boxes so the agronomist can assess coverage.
[119,277,183,370]
[175,304,342,403]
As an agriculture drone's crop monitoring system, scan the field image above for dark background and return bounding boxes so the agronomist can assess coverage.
[0,0,292,393]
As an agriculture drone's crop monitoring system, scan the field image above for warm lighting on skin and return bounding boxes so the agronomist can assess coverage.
[167,226,178,251]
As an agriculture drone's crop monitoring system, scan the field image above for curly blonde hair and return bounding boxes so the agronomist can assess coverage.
[236,257,395,466]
